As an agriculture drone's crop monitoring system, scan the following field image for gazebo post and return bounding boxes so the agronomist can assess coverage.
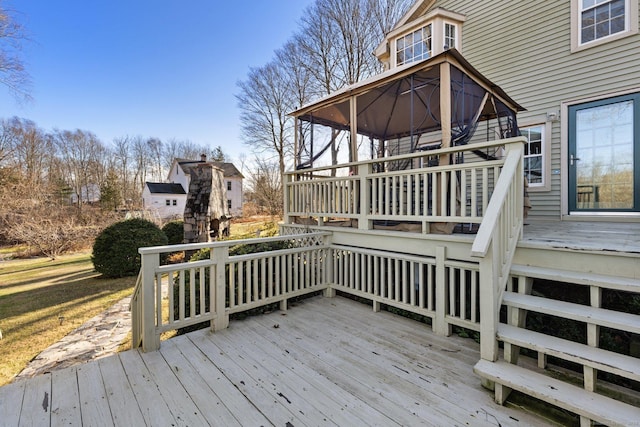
[439,61,452,163]
[349,95,358,163]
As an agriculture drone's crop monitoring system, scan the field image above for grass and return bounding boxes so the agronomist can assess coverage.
[229,215,281,240]
[0,216,279,387]
[0,252,136,386]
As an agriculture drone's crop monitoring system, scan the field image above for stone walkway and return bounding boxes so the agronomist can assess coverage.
[16,296,132,380]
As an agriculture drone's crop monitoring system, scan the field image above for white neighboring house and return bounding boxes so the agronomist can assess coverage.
[167,156,244,217]
[141,182,187,221]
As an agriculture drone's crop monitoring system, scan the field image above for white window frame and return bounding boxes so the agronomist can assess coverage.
[396,23,432,66]
[520,124,547,190]
[443,21,459,50]
[385,8,465,69]
[571,0,638,52]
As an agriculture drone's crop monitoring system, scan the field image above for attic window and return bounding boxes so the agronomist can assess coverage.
[388,9,465,68]
[444,22,457,49]
[396,24,432,66]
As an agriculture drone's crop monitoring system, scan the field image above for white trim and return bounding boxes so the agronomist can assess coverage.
[443,21,460,51]
[570,0,638,52]
[519,123,549,192]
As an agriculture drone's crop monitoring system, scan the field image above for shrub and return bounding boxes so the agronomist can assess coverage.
[92,218,168,278]
[162,220,184,245]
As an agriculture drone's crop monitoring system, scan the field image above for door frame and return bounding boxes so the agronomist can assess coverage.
[561,88,640,220]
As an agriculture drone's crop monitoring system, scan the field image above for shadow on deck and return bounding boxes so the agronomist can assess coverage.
[0,296,562,426]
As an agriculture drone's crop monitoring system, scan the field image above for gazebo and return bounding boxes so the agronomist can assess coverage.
[291,49,525,170]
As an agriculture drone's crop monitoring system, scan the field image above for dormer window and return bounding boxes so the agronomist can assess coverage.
[444,22,457,50]
[380,8,465,69]
[396,24,432,66]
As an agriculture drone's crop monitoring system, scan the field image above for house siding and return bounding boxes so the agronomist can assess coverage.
[429,0,640,219]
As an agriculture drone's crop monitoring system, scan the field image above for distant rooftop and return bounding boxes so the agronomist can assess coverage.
[175,158,244,179]
[145,182,186,194]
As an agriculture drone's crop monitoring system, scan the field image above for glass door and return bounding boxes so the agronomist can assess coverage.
[568,93,639,212]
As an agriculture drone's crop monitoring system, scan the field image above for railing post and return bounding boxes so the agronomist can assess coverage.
[358,163,372,230]
[140,251,160,352]
[131,273,142,349]
[211,246,229,331]
[322,233,335,298]
[434,246,451,336]
[478,243,499,362]
[283,173,292,225]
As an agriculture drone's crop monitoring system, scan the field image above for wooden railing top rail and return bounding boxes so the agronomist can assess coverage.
[470,142,525,258]
[285,137,524,176]
[138,232,332,256]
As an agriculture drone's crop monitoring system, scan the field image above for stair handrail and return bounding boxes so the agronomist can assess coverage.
[471,138,525,361]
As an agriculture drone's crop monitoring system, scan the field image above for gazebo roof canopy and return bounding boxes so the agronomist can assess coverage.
[290,49,525,142]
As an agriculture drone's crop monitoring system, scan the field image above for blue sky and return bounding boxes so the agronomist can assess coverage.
[0,1,314,163]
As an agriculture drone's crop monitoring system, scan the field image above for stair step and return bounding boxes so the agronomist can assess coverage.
[510,264,640,292]
[474,359,640,427]
[498,323,640,382]
[503,291,640,334]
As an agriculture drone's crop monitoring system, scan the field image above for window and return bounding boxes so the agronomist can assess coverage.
[396,24,432,66]
[521,125,545,188]
[571,0,637,51]
[227,181,232,191]
[165,199,170,206]
[444,22,457,50]
[227,200,232,210]
[172,199,177,206]
[382,9,465,69]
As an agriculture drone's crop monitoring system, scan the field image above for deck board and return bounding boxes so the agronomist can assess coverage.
[255,301,506,426]
[50,368,81,426]
[522,221,640,254]
[1,296,557,427]
[98,355,146,426]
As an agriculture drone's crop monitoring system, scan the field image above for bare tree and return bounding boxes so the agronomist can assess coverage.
[163,138,209,170]
[5,117,51,186]
[112,135,134,207]
[0,4,31,101]
[131,135,150,205]
[245,156,283,217]
[53,129,106,210]
[237,60,295,181]
[295,0,412,165]
[146,137,164,182]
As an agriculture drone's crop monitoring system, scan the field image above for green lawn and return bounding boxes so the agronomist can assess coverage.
[0,252,136,386]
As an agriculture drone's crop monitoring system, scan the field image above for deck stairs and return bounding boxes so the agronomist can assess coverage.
[474,261,640,427]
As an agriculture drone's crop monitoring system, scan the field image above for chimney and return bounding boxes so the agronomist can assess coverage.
[200,153,207,162]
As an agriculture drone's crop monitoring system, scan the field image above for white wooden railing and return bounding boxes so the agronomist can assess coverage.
[470,141,525,361]
[132,138,525,353]
[285,139,524,232]
[329,244,481,335]
[131,232,331,352]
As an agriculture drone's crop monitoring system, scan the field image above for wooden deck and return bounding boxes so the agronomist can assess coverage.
[0,296,558,427]
[521,220,640,255]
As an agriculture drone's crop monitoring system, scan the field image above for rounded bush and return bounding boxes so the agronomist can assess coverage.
[92,218,168,278]
[162,220,184,245]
